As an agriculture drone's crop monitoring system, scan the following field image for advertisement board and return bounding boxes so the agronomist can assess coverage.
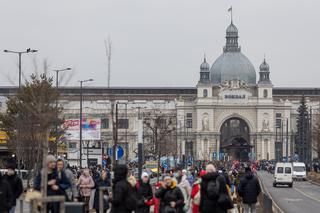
[64,118,101,140]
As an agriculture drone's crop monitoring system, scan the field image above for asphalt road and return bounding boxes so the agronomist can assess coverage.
[257,171,320,213]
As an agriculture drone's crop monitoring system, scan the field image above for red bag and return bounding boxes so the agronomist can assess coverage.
[145,198,155,206]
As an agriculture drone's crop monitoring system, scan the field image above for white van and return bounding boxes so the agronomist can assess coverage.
[293,162,307,181]
[273,162,293,187]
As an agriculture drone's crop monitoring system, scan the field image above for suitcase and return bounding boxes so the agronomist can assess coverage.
[65,202,85,213]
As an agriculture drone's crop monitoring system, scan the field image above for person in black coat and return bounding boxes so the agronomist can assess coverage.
[0,172,13,213]
[110,165,138,213]
[4,164,23,213]
[155,175,184,213]
[237,167,261,213]
[199,164,229,213]
[93,170,111,213]
[136,172,153,213]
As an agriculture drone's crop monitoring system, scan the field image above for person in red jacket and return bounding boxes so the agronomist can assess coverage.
[191,170,207,213]
[153,182,162,213]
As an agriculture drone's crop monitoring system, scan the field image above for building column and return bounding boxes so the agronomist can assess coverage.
[216,137,220,160]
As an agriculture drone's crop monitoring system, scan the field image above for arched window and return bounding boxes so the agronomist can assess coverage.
[203,89,208,97]
[263,89,268,98]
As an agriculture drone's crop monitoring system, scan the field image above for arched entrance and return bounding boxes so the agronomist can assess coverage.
[220,117,251,161]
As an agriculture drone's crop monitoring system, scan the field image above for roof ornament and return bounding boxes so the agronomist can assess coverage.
[228,6,233,24]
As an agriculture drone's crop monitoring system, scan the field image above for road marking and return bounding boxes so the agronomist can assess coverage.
[284,198,303,202]
[294,186,320,203]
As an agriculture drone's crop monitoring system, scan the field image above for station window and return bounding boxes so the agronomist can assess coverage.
[186,113,192,128]
[263,89,268,98]
[118,119,129,129]
[101,118,109,129]
[203,89,208,97]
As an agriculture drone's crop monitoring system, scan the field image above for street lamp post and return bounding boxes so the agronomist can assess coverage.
[4,48,37,172]
[79,79,94,168]
[4,48,38,88]
[53,68,71,155]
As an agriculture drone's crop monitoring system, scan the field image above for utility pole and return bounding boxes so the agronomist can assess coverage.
[4,48,38,172]
[79,79,94,168]
[112,102,119,168]
[104,38,112,88]
[53,68,71,155]
[137,107,143,180]
[286,118,289,162]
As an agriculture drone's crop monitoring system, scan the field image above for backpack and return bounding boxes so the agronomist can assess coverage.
[206,178,220,199]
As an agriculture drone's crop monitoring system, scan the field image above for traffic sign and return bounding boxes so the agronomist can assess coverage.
[107,145,124,160]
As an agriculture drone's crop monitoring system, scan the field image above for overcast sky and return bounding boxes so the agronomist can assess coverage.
[0,0,319,88]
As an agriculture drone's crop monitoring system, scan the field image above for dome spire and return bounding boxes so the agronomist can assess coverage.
[228,6,233,24]
[224,7,240,53]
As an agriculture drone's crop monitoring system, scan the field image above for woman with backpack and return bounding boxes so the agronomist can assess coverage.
[200,164,231,213]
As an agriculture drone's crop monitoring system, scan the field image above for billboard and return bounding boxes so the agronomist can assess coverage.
[64,118,101,140]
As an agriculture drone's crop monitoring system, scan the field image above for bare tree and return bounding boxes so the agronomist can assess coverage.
[312,108,320,160]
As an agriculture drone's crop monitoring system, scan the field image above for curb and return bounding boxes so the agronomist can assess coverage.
[257,173,284,213]
[308,180,320,186]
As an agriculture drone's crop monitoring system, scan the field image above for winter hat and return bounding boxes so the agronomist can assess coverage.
[199,170,207,177]
[206,164,216,173]
[141,172,149,179]
[245,167,252,173]
[113,165,128,183]
[6,163,16,170]
[46,155,56,164]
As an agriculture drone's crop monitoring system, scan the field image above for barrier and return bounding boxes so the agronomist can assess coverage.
[258,177,283,213]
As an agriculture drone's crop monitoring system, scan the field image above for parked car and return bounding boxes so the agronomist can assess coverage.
[273,162,293,187]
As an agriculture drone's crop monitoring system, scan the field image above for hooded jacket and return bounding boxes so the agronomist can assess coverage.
[155,179,185,213]
[0,173,13,212]
[199,172,228,213]
[34,169,71,197]
[237,171,261,204]
[110,165,138,213]
[61,159,79,199]
[4,172,23,206]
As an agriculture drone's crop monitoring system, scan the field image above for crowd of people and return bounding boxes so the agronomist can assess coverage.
[0,155,262,213]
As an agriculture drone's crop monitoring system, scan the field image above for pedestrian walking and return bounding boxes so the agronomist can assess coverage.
[4,163,23,213]
[77,168,95,213]
[93,169,110,213]
[178,169,191,212]
[199,164,233,213]
[191,170,206,213]
[56,159,79,201]
[155,175,185,213]
[110,165,138,213]
[237,167,261,213]
[0,172,13,213]
[136,172,154,213]
[34,155,71,213]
